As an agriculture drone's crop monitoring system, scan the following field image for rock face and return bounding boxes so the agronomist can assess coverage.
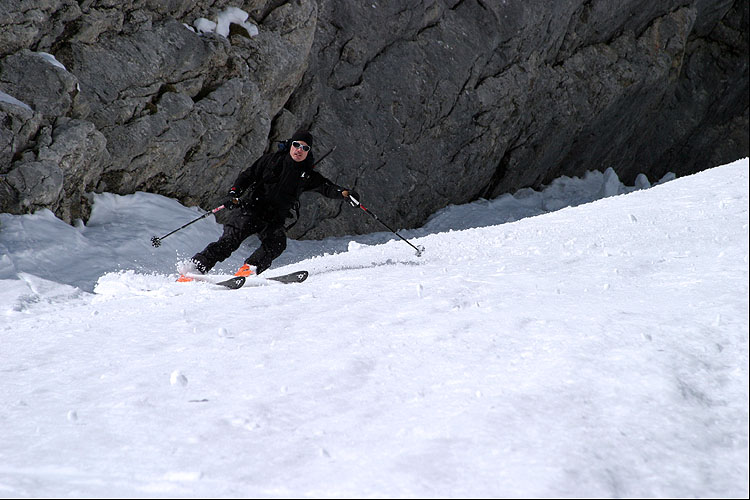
[1,0,747,239]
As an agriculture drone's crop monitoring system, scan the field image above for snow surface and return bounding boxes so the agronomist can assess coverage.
[34,51,67,71]
[192,7,258,38]
[0,159,748,498]
[0,91,32,112]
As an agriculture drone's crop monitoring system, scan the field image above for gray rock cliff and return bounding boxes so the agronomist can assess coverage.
[1,0,747,239]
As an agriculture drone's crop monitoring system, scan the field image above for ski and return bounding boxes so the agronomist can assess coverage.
[215,276,246,289]
[178,270,308,289]
[178,274,246,289]
[265,270,308,284]
[236,270,309,287]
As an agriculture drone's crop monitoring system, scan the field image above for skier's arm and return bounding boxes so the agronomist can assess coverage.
[307,171,356,200]
[231,155,265,195]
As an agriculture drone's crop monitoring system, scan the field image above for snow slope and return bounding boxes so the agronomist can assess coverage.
[0,160,748,498]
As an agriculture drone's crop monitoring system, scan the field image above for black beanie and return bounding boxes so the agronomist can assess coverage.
[290,129,313,147]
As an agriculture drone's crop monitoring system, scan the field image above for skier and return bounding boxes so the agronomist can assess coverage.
[178,130,358,281]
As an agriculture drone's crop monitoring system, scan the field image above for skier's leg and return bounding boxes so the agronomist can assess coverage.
[192,214,257,273]
[244,224,287,275]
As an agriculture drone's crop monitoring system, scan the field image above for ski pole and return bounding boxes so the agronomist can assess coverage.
[348,195,424,257]
[151,205,225,247]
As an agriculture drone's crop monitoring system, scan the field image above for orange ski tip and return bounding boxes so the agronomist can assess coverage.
[176,275,194,282]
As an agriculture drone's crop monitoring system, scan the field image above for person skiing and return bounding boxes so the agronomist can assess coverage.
[178,130,358,281]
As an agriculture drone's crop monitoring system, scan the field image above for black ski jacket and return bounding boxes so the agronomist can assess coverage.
[231,149,344,223]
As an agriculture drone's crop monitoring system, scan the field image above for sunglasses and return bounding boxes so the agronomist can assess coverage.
[291,141,310,152]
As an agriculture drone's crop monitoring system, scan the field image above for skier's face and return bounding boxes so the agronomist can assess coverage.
[290,141,310,162]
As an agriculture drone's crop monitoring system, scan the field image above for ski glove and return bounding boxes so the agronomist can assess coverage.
[345,190,361,207]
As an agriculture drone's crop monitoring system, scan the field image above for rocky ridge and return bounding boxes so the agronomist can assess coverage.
[1,0,747,238]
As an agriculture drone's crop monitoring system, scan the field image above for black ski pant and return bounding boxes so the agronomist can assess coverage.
[192,212,286,275]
